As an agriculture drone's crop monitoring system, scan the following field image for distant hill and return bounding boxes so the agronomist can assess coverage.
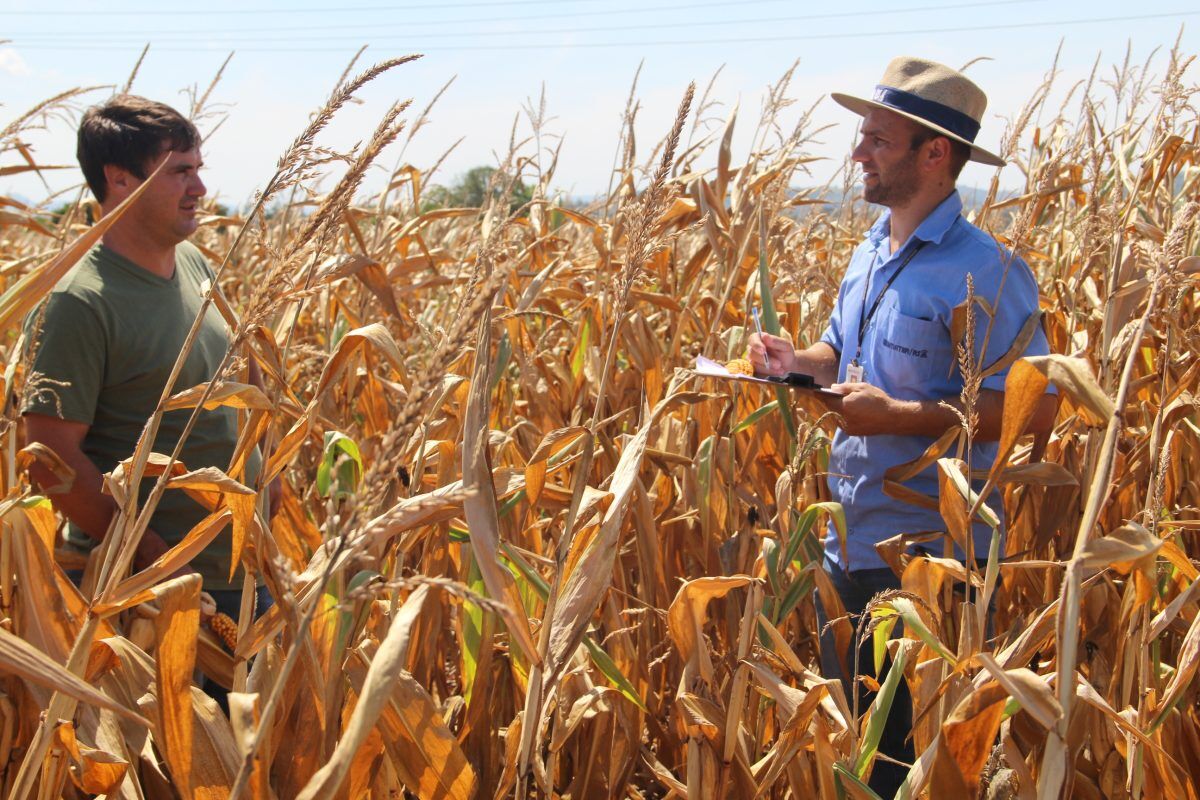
[787,183,1016,208]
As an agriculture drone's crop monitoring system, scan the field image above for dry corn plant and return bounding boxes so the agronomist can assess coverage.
[0,41,1198,800]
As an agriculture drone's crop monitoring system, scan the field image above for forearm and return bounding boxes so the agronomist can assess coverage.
[30,450,116,544]
[885,396,974,438]
[942,389,1058,440]
[25,422,172,569]
[868,389,1050,441]
[33,456,173,567]
[789,342,840,387]
[827,386,1006,439]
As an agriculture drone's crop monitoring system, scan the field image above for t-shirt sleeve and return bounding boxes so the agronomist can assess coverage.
[972,253,1052,393]
[21,293,106,424]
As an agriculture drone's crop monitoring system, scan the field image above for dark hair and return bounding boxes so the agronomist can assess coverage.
[910,126,971,180]
[76,95,200,202]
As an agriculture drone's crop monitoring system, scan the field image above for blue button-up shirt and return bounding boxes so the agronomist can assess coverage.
[819,191,1051,571]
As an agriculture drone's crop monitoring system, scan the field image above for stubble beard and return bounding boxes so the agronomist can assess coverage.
[862,151,921,208]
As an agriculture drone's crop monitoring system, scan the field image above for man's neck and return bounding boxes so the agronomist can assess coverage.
[100,219,177,279]
[888,184,956,253]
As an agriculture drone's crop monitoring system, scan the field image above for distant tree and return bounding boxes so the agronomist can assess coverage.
[423,166,533,212]
[44,200,95,226]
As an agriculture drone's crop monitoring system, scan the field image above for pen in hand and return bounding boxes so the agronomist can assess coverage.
[752,306,771,371]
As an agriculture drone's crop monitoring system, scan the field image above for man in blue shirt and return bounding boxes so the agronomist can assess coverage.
[749,56,1056,792]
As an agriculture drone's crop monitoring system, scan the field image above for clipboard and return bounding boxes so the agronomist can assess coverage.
[694,356,844,398]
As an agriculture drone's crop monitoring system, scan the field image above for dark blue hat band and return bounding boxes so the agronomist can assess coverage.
[873,85,981,143]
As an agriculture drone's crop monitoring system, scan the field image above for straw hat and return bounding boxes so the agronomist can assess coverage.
[831,56,1005,167]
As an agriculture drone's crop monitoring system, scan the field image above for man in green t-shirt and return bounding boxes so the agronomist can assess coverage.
[22,95,263,596]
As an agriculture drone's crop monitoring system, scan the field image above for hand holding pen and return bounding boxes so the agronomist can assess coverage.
[752,306,771,370]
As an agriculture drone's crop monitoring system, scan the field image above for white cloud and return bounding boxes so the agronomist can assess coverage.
[0,48,32,78]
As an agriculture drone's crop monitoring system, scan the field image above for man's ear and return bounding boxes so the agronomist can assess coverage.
[101,163,140,202]
[923,136,952,172]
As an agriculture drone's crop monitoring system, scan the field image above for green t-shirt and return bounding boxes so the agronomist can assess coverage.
[22,242,261,592]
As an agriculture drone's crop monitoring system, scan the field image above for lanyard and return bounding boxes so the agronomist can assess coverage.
[853,240,927,365]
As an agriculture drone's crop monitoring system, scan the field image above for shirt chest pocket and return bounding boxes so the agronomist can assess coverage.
[870,309,953,397]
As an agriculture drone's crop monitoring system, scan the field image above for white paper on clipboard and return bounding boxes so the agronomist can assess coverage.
[694,356,774,384]
[693,356,843,396]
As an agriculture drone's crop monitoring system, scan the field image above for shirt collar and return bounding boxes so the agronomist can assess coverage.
[912,190,963,244]
[867,190,963,250]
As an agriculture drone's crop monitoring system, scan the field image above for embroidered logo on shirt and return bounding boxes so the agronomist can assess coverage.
[881,337,929,358]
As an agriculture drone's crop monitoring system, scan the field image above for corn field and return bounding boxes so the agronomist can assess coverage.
[0,42,1199,800]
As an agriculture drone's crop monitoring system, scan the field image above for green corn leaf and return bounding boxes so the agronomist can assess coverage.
[1002,697,1021,721]
[501,541,550,597]
[570,315,591,378]
[733,399,779,433]
[835,762,885,800]
[498,489,525,519]
[782,505,820,567]
[762,536,782,596]
[316,431,363,500]
[336,570,382,659]
[696,434,716,527]
[491,330,512,390]
[461,555,486,704]
[784,502,845,568]
[810,501,847,550]
[501,542,646,710]
[872,615,898,676]
[774,570,815,624]
[854,645,909,779]
[330,315,350,350]
[874,598,958,665]
[582,636,649,711]
[758,208,797,445]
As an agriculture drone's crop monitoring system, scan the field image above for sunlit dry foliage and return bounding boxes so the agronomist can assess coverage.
[0,43,1198,800]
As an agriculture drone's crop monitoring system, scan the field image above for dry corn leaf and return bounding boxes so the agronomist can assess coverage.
[1024,354,1114,426]
[1077,522,1162,572]
[462,318,539,663]
[50,714,129,797]
[227,692,268,800]
[296,584,431,799]
[545,389,707,687]
[0,628,147,725]
[939,680,1010,793]
[94,509,233,616]
[990,357,1053,481]
[974,654,1060,729]
[16,441,76,493]
[152,573,202,799]
[667,575,754,683]
[164,381,273,412]
[139,688,239,800]
[346,655,477,800]
[0,156,167,333]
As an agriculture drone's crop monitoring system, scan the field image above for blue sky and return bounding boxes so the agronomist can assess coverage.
[2,0,1196,206]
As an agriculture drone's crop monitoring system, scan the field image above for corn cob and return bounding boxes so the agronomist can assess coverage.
[725,358,754,376]
[208,612,239,653]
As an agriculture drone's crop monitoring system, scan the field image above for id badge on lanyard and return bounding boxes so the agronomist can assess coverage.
[851,241,926,387]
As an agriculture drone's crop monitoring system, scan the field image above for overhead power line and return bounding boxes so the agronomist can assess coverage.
[6,10,1195,52]
[2,0,614,14]
[4,0,1045,43]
